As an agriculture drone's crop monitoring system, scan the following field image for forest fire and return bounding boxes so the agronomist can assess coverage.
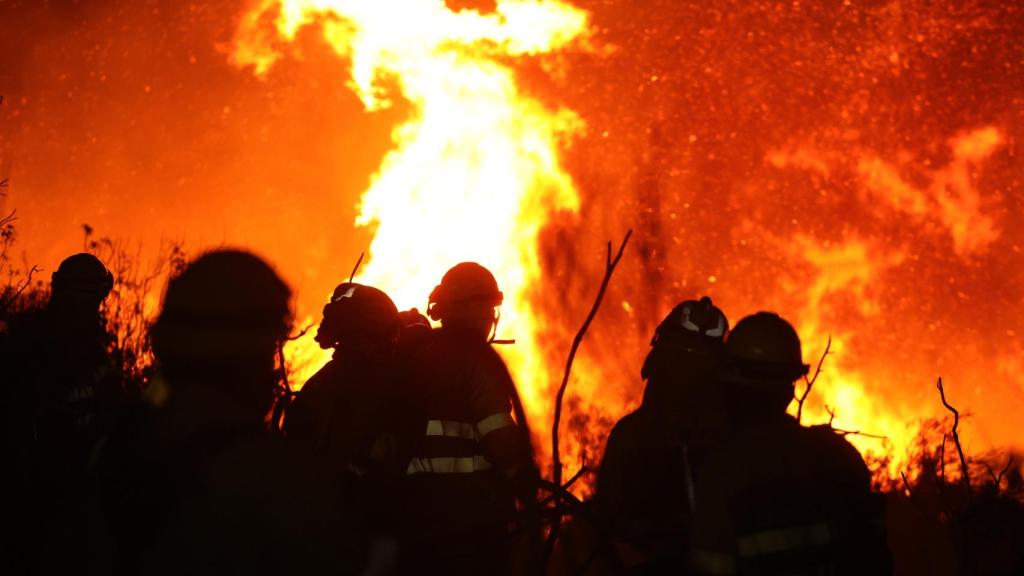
[230,0,591,458]
[2,0,1021,495]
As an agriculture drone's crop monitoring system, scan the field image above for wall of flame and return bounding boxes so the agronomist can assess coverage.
[2,0,1021,484]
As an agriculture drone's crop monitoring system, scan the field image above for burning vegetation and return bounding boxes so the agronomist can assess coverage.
[1,0,1023,572]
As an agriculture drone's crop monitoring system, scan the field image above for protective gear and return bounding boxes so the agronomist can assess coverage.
[724,312,809,383]
[315,282,401,350]
[642,296,728,381]
[689,419,892,576]
[51,253,114,298]
[427,262,503,321]
[398,326,534,573]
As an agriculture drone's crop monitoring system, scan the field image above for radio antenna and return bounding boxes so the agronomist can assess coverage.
[349,252,365,284]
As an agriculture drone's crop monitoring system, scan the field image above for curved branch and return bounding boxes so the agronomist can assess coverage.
[937,377,971,497]
[796,335,831,424]
[545,229,632,561]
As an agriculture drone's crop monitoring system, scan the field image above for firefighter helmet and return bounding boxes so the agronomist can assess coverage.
[427,262,503,321]
[724,312,809,383]
[51,253,114,299]
[315,282,401,350]
[641,296,728,380]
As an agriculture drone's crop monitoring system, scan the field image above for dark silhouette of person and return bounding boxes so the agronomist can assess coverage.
[285,281,420,573]
[398,262,537,575]
[0,253,122,574]
[590,296,729,573]
[99,250,356,575]
[689,312,892,576]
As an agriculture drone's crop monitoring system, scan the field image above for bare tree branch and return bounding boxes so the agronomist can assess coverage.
[0,264,39,311]
[824,404,836,426]
[796,335,831,424]
[286,321,316,342]
[984,456,1016,490]
[0,209,16,228]
[901,471,915,497]
[545,229,632,560]
[939,433,947,485]
[937,377,971,497]
[997,456,1015,489]
[551,229,632,487]
[830,428,888,440]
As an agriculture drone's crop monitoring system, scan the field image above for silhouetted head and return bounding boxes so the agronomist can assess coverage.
[48,253,114,320]
[315,282,400,360]
[721,312,809,419]
[427,262,503,341]
[641,296,730,432]
[151,250,292,415]
[641,296,728,382]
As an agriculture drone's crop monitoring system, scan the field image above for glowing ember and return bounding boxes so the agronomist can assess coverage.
[233,0,591,446]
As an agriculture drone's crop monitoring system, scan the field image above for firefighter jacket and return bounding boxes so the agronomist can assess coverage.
[285,353,415,537]
[689,415,892,576]
[592,407,693,571]
[398,327,530,571]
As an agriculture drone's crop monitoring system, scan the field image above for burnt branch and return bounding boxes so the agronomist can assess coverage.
[546,229,632,560]
[551,229,632,486]
[286,321,316,342]
[984,456,1016,489]
[825,404,836,426]
[997,456,1016,488]
[939,433,947,484]
[830,427,888,440]
[937,377,971,497]
[796,335,831,424]
[901,471,914,497]
[539,466,590,507]
[0,264,39,312]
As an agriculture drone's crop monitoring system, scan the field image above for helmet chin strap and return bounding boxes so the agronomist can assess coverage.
[488,307,516,345]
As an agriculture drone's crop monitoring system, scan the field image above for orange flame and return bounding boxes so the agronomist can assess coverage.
[233,0,591,448]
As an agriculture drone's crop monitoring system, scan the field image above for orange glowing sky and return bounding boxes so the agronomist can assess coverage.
[2,0,1021,479]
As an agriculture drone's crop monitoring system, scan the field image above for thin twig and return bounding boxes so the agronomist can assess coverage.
[985,456,1016,490]
[997,456,1015,489]
[830,428,888,440]
[286,321,316,342]
[539,466,590,507]
[546,229,632,560]
[0,264,39,311]
[901,471,915,497]
[939,433,947,485]
[937,377,971,498]
[797,335,831,424]
[551,230,632,486]
[0,209,16,228]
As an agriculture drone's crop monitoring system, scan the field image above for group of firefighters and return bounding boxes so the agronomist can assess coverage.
[0,249,892,575]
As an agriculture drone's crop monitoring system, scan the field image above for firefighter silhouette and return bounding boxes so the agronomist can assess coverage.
[100,250,357,575]
[689,312,892,576]
[397,262,537,575]
[592,296,730,572]
[0,253,122,575]
[285,281,422,572]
